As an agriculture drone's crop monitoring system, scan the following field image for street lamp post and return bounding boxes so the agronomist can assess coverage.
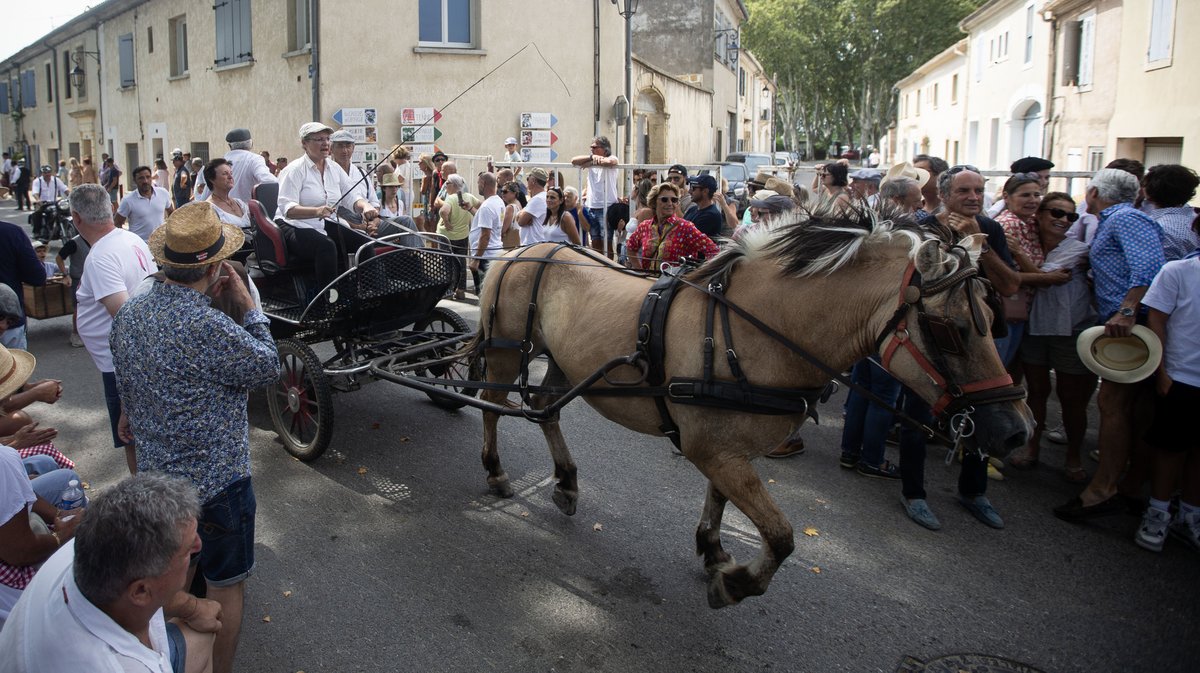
[69,50,100,96]
[613,0,637,197]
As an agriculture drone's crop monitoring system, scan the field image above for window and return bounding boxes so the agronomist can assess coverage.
[190,142,210,163]
[119,33,136,87]
[933,83,939,108]
[973,37,984,81]
[996,31,1009,61]
[419,0,474,48]
[0,82,8,114]
[915,91,921,116]
[951,74,959,104]
[20,70,36,109]
[63,52,72,99]
[147,26,154,53]
[1087,146,1105,171]
[45,63,53,103]
[214,0,252,67]
[169,15,189,76]
[1147,0,1175,65]
[1024,5,1035,65]
[288,0,312,52]
[738,67,746,97]
[1078,12,1096,87]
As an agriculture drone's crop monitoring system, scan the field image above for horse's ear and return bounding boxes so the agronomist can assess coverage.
[914,238,948,279]
[961,233,987,266]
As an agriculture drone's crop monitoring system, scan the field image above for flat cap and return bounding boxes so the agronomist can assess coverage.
[225,128,251,143]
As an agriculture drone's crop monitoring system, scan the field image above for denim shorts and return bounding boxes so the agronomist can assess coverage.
[196,477,256,587]
[166,622,186,673]
[101,371,125,448]
[586,207,606,240]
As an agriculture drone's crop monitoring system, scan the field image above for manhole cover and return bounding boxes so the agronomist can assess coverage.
[896,653,1046,673]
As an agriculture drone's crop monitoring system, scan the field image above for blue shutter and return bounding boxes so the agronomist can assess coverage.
[236,0,253,62]
[0,82,8,114]
[214,1,231,64]
[21,71,36,108]
[119,33,136,87]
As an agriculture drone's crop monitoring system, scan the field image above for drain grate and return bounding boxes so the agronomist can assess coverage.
[896,653,1046,673]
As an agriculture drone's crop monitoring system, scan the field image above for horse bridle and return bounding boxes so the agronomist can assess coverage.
[874,246,1027,418]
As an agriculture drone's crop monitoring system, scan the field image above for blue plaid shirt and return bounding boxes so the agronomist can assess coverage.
[1149,205,1200,261]
[1089,203,1165,319]
[111,282,279,503]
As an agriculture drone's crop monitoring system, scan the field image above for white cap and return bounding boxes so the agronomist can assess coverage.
[504,137,518,146]
[330,129,356,144]
[298,122,334,140]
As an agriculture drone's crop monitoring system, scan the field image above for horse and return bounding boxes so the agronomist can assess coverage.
[472,207,1032,608]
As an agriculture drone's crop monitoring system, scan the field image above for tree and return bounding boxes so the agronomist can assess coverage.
[744,0,984,159]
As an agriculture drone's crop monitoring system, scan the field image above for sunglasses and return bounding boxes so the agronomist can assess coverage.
[658,197,680,203]
[1041,207,1080,222]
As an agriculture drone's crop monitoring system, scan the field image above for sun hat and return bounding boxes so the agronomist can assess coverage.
[504,137,518,146]
[883,162,931,189]
[379,172,401,188]
[0,344,36,401]
[748,189,779,205]
[330,129,356,144]
[148,202,245,269]
[763,176,794,198]
[298,121,334,141]
[1075,325,1163,383]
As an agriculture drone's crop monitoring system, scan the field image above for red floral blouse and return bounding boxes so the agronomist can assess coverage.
[626,216,720,272]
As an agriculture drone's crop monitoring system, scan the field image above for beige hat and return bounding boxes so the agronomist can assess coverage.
[763,176,794,198]
[298,121,334,141]
[884,162,931,189]
[1075,325,1163,383]
[149,202,246,268]
[379,172,402,188]
[527,167,549,183]
[0,344,35,400]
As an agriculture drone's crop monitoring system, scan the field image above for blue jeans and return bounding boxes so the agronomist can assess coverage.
[840,358,901,466]
[992,320,1026,367]
[101,371,125,448]
[585,207,606,241]
[197,477,256,587]
[25,460,83,506]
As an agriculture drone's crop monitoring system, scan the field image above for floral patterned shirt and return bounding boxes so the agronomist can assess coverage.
[111,283,279,503]
[626,216,720,273]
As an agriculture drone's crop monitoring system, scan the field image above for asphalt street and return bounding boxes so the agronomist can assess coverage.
[5,200,1198,673]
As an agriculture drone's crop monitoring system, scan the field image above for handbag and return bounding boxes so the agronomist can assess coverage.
[1001,291,1028,323]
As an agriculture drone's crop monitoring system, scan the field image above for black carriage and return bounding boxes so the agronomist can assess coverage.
[245,184,476,461]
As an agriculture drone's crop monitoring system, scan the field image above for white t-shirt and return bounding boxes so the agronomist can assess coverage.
[77,228,157,373]
[116,187,172,241]
[1142,256,1200,387]
[470,195,506,260]
[519,191,548,246]
[585,163,619,209]
[225,148,278,204]
[0,540,174,673]
[0,445,36,626]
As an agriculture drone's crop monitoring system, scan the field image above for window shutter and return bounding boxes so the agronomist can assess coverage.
[0,82,8,114]
[235,0,253,60]
[1079,16,1095,86]
[119,33,136,87]
[973,37,984,82]
[1147,0,1174,62]
[22,71,36,108]
[1061,21,1080,86]
[214,1,231,64]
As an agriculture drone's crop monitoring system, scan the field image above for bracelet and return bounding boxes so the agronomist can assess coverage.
[51,531,61,547]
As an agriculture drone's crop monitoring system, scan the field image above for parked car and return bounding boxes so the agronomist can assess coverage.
[840,148,861,161]
[724,152,774,179]
[709,162,750,218]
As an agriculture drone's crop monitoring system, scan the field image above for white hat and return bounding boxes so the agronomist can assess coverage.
[1075,325,1163,383]
[504,137,518,146]
[330,129,356,144]
[883,162,931,189]
[298,121,334,141]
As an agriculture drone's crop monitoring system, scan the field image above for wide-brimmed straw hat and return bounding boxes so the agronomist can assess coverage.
[763,176,794,198]
[0,344,35,400]
[1075,325,1163,383]
[148,202,245,269]
[884,162,931,189]
[379,172,402,188]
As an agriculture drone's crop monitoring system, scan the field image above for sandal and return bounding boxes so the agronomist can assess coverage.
[1063,465,1088,483]
[1007,450,1040,470]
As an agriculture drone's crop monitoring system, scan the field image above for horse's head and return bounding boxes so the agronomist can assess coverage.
[874,233,1032,454]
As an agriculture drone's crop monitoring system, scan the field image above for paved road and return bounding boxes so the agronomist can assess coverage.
[5,201,1197,672]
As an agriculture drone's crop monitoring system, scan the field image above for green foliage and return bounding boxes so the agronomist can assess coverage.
[744,0,984,156]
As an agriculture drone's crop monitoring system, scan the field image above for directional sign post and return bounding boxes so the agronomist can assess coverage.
[332,108,377,126]
[351,144,380,165]
[401,108,442,125]
[520,112,558,129]
[407,144,442,157]
[519,130,558,147]
[520,148,559,163]
[401,126,443,144]
[339,126,378,144]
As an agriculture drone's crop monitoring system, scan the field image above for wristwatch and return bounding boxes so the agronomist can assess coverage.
[1118,307,1136,317]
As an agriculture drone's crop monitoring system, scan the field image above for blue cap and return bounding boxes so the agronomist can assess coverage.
[688,174,718,192]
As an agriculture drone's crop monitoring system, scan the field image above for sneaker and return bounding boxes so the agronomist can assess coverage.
[1088,448,1100,463]
[1169,510,1200,552]
[839,452,860,469]
[69,332,84,348]
[1136,507,1171,552]
[856,460,900,479]
[1044,424,1067,445]
[959,495,1005,529]
[901,496,941,530]
[986,463,1005,481]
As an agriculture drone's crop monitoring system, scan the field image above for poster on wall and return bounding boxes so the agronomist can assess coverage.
[519,113,557,129]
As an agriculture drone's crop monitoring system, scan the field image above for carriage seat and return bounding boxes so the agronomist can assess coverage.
[248,200,290,273]
[252,182,280,219]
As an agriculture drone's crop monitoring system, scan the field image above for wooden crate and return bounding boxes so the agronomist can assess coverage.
[23,280,71,319]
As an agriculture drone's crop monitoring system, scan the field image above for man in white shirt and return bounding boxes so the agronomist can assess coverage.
[571,136,620,254]
[222,128,278,204]
[470,172,506,282]
[31,165,69,203]
[516,167,549,246]
[0,152,12,199]
[0,473,219,673]
[115,166,175,241]
[330,128,380,227]
[72,184,158,472]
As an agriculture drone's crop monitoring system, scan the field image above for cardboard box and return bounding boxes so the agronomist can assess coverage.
[23,280,71,320]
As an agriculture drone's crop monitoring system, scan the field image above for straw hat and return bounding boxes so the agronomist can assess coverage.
[148,202,245,268]
[883,162,931,189]
[379,172,402,188]
[763,176,794,198]
[1075,325,1163,383]
[0,344,35,400]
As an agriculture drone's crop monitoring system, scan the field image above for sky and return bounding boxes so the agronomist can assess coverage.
[3,1,101,62]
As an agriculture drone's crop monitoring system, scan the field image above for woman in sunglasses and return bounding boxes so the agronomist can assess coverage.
[1008,192,1096,480]
[625,182,718,273]
[993,172,1058,370]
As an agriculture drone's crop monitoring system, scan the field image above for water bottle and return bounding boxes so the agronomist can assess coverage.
[58,479,85,512]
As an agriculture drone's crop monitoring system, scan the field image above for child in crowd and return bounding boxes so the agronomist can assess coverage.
[32,241,58,278]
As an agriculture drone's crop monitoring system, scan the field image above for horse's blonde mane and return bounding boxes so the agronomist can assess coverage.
[691,202,937,283]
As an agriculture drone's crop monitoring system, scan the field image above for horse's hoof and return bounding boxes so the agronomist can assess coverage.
[488,479,514,499]
[706,573,739,609]
[551,488,577,516]
[703,556,736,578]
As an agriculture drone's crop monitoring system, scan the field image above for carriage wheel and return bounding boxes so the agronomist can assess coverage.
[414,307,479,410]
[267,339,334,461]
